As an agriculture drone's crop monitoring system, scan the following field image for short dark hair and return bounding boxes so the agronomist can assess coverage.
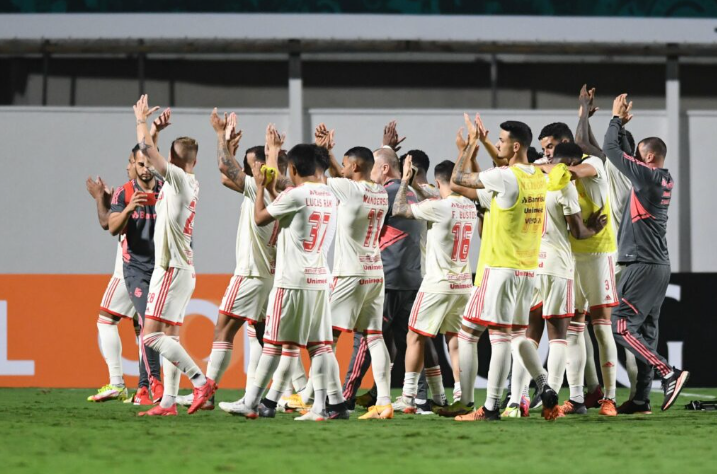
[131,144,140,158]
[500,121,533,149]
[287,144,320,177]
[403,150,430,173]
[434,160,455,184]
[625,130,636,155]
[553,142,584,161]
[538,122,574,142]
[313,145,330,172]
[639,137,667,159]
[527,147,542,163]
[344,146,375,172]
[243,145,266,177]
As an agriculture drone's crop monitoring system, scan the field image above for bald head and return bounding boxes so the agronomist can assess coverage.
[371,147,401,184]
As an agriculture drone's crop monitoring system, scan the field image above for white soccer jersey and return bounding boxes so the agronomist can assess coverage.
[606,159,631,234]
[266,183,337,290]
[154,163,198,269]
[113,240,124,278]
[539,181,581,280]
[327,178,388,277]
[575,156,609,210]
[410,195,477,294]
[234,175,279,277]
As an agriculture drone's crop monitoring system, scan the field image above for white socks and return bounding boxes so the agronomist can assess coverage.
[485,332,511,411]
[403,371,419,400]
[508,330,532,406]
[206,341,232,383]
[584,326,600,392]
[291,356,308,393]
[144,332,205,387]
[246,325,263,389]
[244,343,282,408]
[367,334,391,406]
[567,322,586,403]
[593,320,617,399]
[160,336,181,408]
[425,365,447,405]
[308,344,331,414]
[517,336,547,386]
[265,347,299,402]
[326,348,345,405]
[547,339,568,391]
[97,316,124,386]
[458,329,480,405]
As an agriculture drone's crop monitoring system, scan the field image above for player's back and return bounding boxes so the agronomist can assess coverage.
[154,163,198,269]
[328,178,388,277]
[235,175,279,277]
[271,183,337,290]
[417,195,477,293]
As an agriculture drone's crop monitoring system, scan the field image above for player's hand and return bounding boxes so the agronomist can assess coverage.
[621,98,634,125]
[86,176,105,200]
[266,124,286,152]
[133,94,160,123]
[587,206,608,233]
[456,127,467,151]
[150,108,171,134]
[402,155,414,183]
[127,191,148,211]
[252,160,266,188]
[314,123,335,150]
[612,93,629,118]
[578,84,599,118]
[475,112,490,142]
[464,113,479,145]
[210,107,228,134]
[382,120,406,152]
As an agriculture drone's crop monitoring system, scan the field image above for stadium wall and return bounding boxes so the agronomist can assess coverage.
[3,106,714,388]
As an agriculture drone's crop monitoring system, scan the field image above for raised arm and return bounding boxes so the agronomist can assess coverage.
[451,113,483,189]
[575,85,605,160]
[133,95,168,177]
[449,125,479,200]
[211,108,246,193]
[392,156,415,219]
[265,124,291,192]
[315,123,341,178]
[149,108,171,149]
[475,113,507,167]
[382,120,406,152]
[86,176,112,230]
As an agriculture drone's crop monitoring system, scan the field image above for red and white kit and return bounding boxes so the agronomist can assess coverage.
[327,178,388,334]
[408,195,477,337]
[262,183,337,347]
[99,240,136,319]
[145,163,198,326]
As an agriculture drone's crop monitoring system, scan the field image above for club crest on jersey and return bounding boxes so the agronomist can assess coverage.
[134,287,143,298]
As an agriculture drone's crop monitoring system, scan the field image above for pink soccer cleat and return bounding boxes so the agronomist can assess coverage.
[188,379,217,415]
[138,404,178,416]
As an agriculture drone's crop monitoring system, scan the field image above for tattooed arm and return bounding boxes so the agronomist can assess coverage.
[392,156,415,219]
[210,108,246,193]
[451,113,484,189]
[133,94,168,176]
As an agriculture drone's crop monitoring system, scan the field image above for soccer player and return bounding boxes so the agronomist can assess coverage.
[606,94,690,413]
[400,149,440,200]
[131,94,216,416]
[313,124,393,420]
[391,157,477,414]
[109,136,166,406]
[219,144,339,421]
[574,85,641,408]
[176,111,286,412]
[505,142,608,418]
[446,115,556,421]
[86,170,138,403]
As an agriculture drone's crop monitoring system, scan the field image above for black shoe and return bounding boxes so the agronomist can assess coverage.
[662,369,690,411]
[345,398,356,411]
[257,402,276,418]
[417,399,442,415]
[481,406,502,421]
[617,399,652,415]
[561,399,588,415]
[529,387,543,409]
[355,391,377,408]
[327,402,351,420]
[500,391,511,410]
[539,386,559,410]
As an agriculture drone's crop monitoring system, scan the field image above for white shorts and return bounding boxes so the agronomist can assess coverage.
[219,275,273,324]
[409,291,468,337]
[145,267,196,326]
[99,275,136,319]
[574,253,618,311]
[263,288,332,348]
[463,267,535,329]
[530,274,575,319]
[330,276,384,334]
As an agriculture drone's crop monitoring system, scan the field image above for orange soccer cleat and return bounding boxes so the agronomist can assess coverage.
[138,404,178,416]
[598,399,618,417]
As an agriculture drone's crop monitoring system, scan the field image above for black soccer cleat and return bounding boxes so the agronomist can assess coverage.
[529,387,543,410]
[617,399,652,415]
[500,391,511,411]
[662,369,690,411]
[327,401,351,420]
[257,401,277,418]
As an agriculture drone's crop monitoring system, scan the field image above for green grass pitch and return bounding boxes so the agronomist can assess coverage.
[1,388,716,474]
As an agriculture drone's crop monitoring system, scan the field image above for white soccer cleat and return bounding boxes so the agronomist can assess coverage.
[219,400,258,419]
[294,410,327,421]
[175,394,194,407]
[391,395,417,414]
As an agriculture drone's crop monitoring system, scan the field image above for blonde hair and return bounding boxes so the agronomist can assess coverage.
[171,136,199,163]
